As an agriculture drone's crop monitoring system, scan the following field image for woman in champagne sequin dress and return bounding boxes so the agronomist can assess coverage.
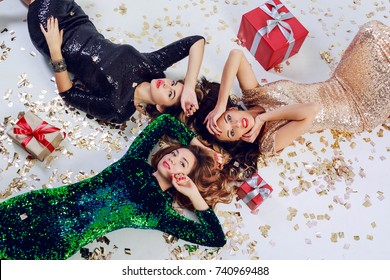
[192,21,389,164]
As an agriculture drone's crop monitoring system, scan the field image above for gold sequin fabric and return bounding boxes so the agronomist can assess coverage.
[242,21,390,155]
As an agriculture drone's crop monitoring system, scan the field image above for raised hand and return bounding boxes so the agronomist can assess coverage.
[181,84,199,117]
[171,173,200,198]
[39,17,64,57]
[171,173,209,211]
[203,106,226,136]
[241,114,265,143]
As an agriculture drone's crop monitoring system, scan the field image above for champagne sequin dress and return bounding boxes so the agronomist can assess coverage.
[27,0,204,123]
[242,21,389,155]
[0,115,226,260]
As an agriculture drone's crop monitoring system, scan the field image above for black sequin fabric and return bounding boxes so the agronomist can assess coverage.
[0,114,226,260]
[27,0,204,123]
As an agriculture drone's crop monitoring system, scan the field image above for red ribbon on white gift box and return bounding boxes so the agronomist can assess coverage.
[249,0,296,62]
[242,175,272,204]
[13,116,60,152]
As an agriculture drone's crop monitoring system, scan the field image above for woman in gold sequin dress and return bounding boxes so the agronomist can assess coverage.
[189,21,389,170]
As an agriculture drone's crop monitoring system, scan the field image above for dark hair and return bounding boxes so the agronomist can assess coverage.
[186,77,261,178]
[151,142,235,210]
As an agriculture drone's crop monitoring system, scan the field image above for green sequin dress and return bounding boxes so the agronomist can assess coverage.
[0,114,226,260]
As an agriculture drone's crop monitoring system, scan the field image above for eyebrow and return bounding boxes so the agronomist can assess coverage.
[183,157,189,167]
[223,115,230,138]
[172,81,178,99]
[178,151,189,167]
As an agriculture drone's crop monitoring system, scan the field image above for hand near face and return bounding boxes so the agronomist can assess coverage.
[241,114,265,143]
[204,106,225,136]
[181,84,199,117]
[40,17,63,55]
[171,173,200,198]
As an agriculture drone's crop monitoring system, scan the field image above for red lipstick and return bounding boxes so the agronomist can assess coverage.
[242,118,249,128]
[163,161,170,170]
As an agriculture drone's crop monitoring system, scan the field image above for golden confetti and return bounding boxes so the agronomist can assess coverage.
[287,207,298,221]
[330,233,338,242]
[259,225,271,238]
[124,248,131,255]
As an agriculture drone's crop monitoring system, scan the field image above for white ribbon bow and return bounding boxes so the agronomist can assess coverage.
[242,175,271,204]
[250,0,296,62]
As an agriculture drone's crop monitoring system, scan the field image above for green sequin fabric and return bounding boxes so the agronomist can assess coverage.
[0,114,226,260]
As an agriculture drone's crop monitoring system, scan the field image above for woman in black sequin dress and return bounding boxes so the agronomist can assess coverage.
[24,0,205,123]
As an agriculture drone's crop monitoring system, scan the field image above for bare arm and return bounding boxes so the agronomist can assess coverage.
[181,38,205,116]
[260,103,321,152]
[40,17,72,93]
[204,49,259,135]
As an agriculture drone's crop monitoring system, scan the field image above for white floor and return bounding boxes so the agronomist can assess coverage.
[0,0,389,260]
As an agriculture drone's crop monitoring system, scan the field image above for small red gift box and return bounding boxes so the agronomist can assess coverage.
[237,173,273,210]
[237,0,308,70]
[7,111,66,161]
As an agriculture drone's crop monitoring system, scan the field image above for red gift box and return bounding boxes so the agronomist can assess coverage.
[237,173,273,210]
[7,111,66,161]
[237,0,308,70]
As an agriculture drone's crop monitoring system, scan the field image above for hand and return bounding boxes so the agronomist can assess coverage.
[241,114,265,143]
[171,173,199,198]
[40,17,63,56]
[181,84,199,117]
[203,106,225,135]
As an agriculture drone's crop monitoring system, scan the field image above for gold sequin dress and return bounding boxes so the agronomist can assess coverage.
[242,21,390,155]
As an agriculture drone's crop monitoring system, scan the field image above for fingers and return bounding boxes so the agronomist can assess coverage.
[42,16,59,32]
[205,118,222,135]
[213,152,223,164]
[171,174,189,186]
[185,103,197,116]
[39,23,46,34]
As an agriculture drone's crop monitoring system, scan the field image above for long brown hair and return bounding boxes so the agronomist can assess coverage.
[184,77,261,179]
[151,143,236,210]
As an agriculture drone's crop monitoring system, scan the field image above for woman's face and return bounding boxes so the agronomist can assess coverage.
[150,78,184,110]
[157,148,196,180]
[215,108,255,142]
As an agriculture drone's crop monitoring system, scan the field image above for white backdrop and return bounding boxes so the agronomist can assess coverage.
[0,0,389,260]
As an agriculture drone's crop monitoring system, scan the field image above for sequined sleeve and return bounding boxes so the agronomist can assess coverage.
[59,85,122,123]
[144,36,205,71]
[158,207,226,247]
[125,114,197,161]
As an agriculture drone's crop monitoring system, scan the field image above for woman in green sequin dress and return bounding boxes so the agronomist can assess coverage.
[0,114,226,260]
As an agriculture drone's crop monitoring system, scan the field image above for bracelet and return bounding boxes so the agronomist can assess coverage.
[51,58,67,73]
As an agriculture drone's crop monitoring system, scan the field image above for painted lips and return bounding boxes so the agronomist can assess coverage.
[156,79,163,88]
[163,161,170,170]
[242,118,249,128]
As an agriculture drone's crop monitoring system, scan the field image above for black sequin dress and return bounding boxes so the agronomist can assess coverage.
[0,114,226,260]
[27,0,204,123]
